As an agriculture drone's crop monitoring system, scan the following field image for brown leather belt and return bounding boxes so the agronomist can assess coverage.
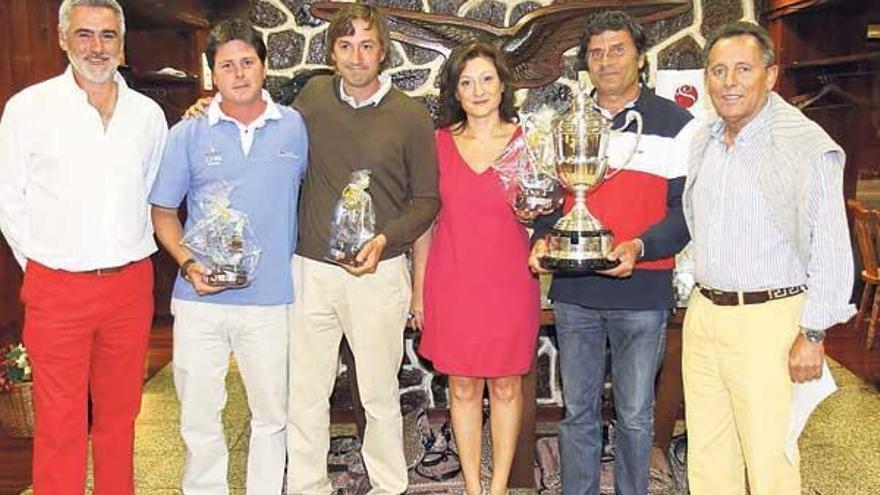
[697,284,806,306]
[75,263,130,276]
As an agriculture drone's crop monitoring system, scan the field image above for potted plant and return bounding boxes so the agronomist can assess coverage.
[0,343,34,437]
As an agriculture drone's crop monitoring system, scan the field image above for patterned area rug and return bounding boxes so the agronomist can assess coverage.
[19,359,880,494]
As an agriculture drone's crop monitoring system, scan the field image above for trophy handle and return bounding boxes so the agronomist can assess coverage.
[520,114,552,170]
[604,110,643,181]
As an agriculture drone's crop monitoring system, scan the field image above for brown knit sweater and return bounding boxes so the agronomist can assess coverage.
[293,75,439,261]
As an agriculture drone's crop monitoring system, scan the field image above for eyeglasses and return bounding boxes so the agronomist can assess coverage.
[587,45,628,60]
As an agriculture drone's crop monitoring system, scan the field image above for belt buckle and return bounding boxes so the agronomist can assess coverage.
[94,265,123,276]
[703,287,722,305]
[708,288,726,304]
[704,287,740,306]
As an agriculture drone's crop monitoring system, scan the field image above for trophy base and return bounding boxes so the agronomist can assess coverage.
[325,251,362,267]
[205,267,249,288]
[539,256,620,273]
[543,226,618,273]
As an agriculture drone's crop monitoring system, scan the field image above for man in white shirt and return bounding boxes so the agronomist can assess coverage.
[0,1,167,494]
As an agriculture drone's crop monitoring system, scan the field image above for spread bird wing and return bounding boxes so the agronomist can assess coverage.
[506,0,693,87]
[311,1,505,57]
[309,0,692,87]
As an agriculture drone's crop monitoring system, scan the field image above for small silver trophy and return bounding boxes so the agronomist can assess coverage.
[491,110,562,223]
[326,169,376,266]
[181,182,260,288]
[519,111,565,220]
[539,87,643,272]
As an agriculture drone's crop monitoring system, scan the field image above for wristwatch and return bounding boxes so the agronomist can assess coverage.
[802,327,826,343]
[180,257,197,283]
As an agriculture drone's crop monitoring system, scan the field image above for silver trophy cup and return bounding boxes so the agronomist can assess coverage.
[539,89,643,272]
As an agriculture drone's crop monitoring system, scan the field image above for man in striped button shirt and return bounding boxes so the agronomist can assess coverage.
[682,21,855,495]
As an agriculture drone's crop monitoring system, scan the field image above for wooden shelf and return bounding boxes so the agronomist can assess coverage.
[117,0,248,29]
[119,66,199,86]
[764,0,850,20]
[781,51,880,70]
[132,71,199,85]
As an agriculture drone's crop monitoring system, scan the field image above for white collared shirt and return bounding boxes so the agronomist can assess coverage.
[593,91,638,119]
[339,73,392,108]
[207,89,282,155]
[0,66,168,270]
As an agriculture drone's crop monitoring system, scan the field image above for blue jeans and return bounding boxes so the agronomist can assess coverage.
[554,303,668,495]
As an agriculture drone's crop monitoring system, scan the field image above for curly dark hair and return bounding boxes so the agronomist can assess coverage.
[436,40,518,130]
[576,10,648,81]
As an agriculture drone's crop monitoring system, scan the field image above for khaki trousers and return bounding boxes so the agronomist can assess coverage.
[683,290,804,495]
[287,254,411,495]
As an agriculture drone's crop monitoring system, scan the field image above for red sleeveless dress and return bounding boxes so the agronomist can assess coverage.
[418,127,540,377]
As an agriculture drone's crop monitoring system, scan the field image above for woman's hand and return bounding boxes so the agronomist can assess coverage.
[183,96,212,119]
[409,227,433,331]
[529,238,552,274]
[408,292,425,331]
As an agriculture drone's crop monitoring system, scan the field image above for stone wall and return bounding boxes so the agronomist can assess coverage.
[252,0,756,112]
[249,0,757,409]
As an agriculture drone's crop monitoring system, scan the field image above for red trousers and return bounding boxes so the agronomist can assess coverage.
[21,259,153,495]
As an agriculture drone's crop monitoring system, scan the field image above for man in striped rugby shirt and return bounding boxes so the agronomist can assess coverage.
[530,10,694,495]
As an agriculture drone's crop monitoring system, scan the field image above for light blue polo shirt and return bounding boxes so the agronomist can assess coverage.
[149,93,307,305]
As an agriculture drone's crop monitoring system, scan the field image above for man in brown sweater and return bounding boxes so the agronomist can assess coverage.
[286,4,439,494]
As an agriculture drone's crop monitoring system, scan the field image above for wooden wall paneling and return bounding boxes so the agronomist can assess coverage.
[0,1,15,107]
[0,0,65,345]
[32,0,65,83]
[7,0,34,91]
[0,238,24,346]
[8,0,63,92]
[765,0,880,190]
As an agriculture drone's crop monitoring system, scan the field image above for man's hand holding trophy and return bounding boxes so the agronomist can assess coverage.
[180,182,261,291]
[522,86,643,274]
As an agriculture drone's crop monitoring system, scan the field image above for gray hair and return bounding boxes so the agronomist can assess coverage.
[703,21,776,67]
[59,0,126,36]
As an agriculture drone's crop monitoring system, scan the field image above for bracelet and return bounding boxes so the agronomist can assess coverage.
[634,238,645,259]
[180,257,197,282]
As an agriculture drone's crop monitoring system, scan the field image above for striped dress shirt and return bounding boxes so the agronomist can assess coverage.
[690,96,855,331]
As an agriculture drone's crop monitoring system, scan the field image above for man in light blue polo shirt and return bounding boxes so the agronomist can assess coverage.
[149,19,307,495]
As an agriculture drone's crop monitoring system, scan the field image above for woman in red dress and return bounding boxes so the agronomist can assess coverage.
[411,41,540,495]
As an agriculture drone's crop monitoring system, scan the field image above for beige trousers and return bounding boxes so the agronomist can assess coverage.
[683,290,805,495]
[287,254,411,495]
